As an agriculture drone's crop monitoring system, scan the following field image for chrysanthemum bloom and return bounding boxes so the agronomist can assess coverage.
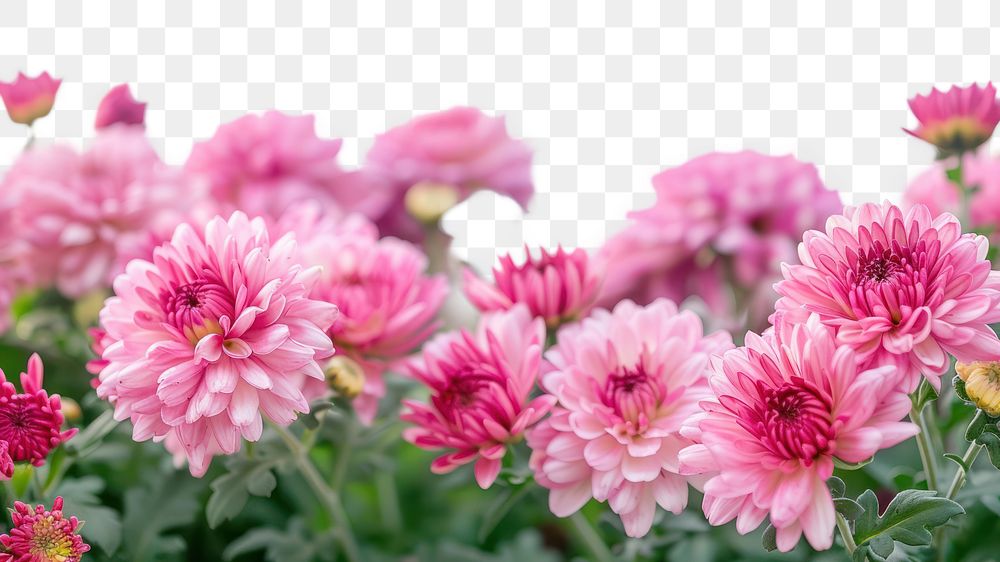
[0,354,76,466]
[463,246,601,328]
[0,72,60,126]
[956,361,1000,416]
[0,497,90,562]
[2,128,187,297]
[905,153,1000,247]
[401,305,554,489]
[184,111,392,222]
[905,83,1000,157]
[94,212,338,477]
[94,83,146,129]
[597,152,841,332]
[677,315,917,552]
[365,107,534,241]
[526,299,733,537]
[775,202,1000,392]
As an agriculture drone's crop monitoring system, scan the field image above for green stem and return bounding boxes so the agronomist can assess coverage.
[375,470,403,536]
[836,511,857,555]
[568,512,614,562]
[273,425,362,562]
[946,441,984,500]
[910,400,940,491]
[947,158,972,229]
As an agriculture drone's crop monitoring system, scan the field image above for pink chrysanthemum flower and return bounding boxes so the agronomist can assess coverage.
[94,212,338,477]
[277,204,448,423]
[905,83,1000,157]
[678,315,917,552]
[463,246,601,328]
[0,354,76,467]
[2,128,187,297]
[905,153,1000,248]
[365,107,534,241]
[185,111,392,222]
[0,72,60,126]
[526,299,733,537]
[0,497,90,562]
[401,305,554,489]
[94,83,146,129]
[775,202,1000,392]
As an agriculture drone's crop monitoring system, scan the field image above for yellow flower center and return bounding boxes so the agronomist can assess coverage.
[957,361,1000,416]
[29,516,75,561]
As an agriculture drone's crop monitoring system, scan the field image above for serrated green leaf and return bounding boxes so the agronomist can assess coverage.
[852,489,965,559]
[206,455,282,528]
[828,476,846,498]
[975,431,1000,470]
[834,497,865,520]
[966,410,988,442]
[761,523,777,552]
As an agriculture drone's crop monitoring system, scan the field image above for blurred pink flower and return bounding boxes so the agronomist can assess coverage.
[401,305,553,489]
[905,153,1000,245]
[2,128,188,297]
[185,111,392,222]
[678,316,917,552]
[0,71,60,125]
[0,354,76,466]
[365,107,533,240]
[463,246,601,328]
[905,83,1000,156]
[94,212,338,477]
[0,497,89,562]
[527,299,733,537]
[775,202,1000,392]
[94,83,146,129]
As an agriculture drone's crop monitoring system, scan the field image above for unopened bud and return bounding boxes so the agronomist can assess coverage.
[405,181,460,224]
[325,356,365,399]
[61,397,82,423]
[956,361,1000,416]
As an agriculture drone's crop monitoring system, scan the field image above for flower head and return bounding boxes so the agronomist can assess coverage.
[526,299,733,537]
[678,316,917,552]
[0,354,76,467]
[905,153,1000,248]
[956,361,1000,416]
[401,305,553,489]
[0,72,60,126]
[905,83,1000,157]
[365,107,533,240]
[94,83,146,129]
[0,497,90,562]
[94,212,338,476]
[775,202,1000,392]
[463,246,601,328]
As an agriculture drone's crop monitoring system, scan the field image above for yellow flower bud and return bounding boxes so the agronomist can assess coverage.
[956,361,1000,416]
[325,356,365,399]
[60,397,82,423]
[405,181,460,224]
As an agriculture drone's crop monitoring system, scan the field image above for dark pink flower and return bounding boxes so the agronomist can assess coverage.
[0,497,90,562]
[94,83,146,129]
[0,72,60,126]
[905,83,1000,156]
[0,354,76,467]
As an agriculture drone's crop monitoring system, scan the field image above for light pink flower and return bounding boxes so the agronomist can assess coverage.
[0,497,90,562]
[0,354,76,467]
[401,305,553,489]
[277,203,448,423]
[526,299,733,537]
[2,128,188,297]
[905,153,1000,246]
[463,246,601,328]
[94,83,146,129]
[0,71,60,126]
[365,107,533,240]
[775,201,1000,392]
[905,83,1000,156]
[94,212,338,477]
[185,111,392,222]
[678,315,917,552]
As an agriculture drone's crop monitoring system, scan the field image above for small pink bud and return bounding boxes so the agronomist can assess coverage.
[0,71,60,126]
[95,83,146,129]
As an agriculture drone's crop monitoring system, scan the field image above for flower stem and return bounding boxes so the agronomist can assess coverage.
[946,441,984,500]
[273,425,362,562]
[568,512,614,562]
[836,511,857,555]
[910,405,940,491]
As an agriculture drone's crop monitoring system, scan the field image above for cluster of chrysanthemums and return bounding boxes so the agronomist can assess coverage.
[0,69,999,560]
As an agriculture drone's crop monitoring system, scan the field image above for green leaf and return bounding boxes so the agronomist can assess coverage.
[966,410,988,442]
[761,523,777,552]
[828,476,846,498]
[223,518,336,562]
[478,484,531,543]
[10,464,32,497]
[944,453,972,475]
[852,489,965,559]
[946,166,963,184]
[122,470,204,562]
[834,497,865,520]
[954,375,970,402]
[834,456,874,471]
[66,409,120,457]
[912,380,939,410]
[975,431,1000,470]
[54,476,123,556]
[206,455,281,528]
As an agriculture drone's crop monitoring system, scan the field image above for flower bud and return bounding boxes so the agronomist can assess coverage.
[404,181,460,224]
[956,361,1000,416]
[325,356,365,399]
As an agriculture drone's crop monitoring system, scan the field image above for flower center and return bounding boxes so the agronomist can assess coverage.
[440,369,492,408]
[29,516,76,560]
[601,363,664,427]
[749,378,835,463]
[162,280,229,343]
[857,252,902,283]
[0,397,52,462]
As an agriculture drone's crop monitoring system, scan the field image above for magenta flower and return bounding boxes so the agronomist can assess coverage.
[678,316,917,552]
[94,83,146,129]
[775,202,1000,392]
[365,107,533,240]
[0,72,60,126]
[0,354,76,466]
[2,128,187,297]
[0,497,90,562]
[401,305,554,489]
[185,111,392,222]
[905,83,1000,156]
[526,299,733,537]
[463,246,601,328]
[93,212,338,477]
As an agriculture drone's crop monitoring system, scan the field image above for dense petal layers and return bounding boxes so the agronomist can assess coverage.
[0,497,89,562]
[905,83,1000,156]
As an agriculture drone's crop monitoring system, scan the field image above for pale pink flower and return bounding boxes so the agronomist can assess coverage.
[463,246,601,328]
[0,354,76,466]
[94,212,338,477]
[678,315,917,552]
[0,497,90,562]
[905,83,1000,156]
[401,305,554,489]
[775,202,1000,392]
[0,71,60,126]
[905,153,1000,245]
[365,107,534,240]
[185,111,392,222]
[2,128,188,297]
[94,83,146,129]
[526,299,733,537]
